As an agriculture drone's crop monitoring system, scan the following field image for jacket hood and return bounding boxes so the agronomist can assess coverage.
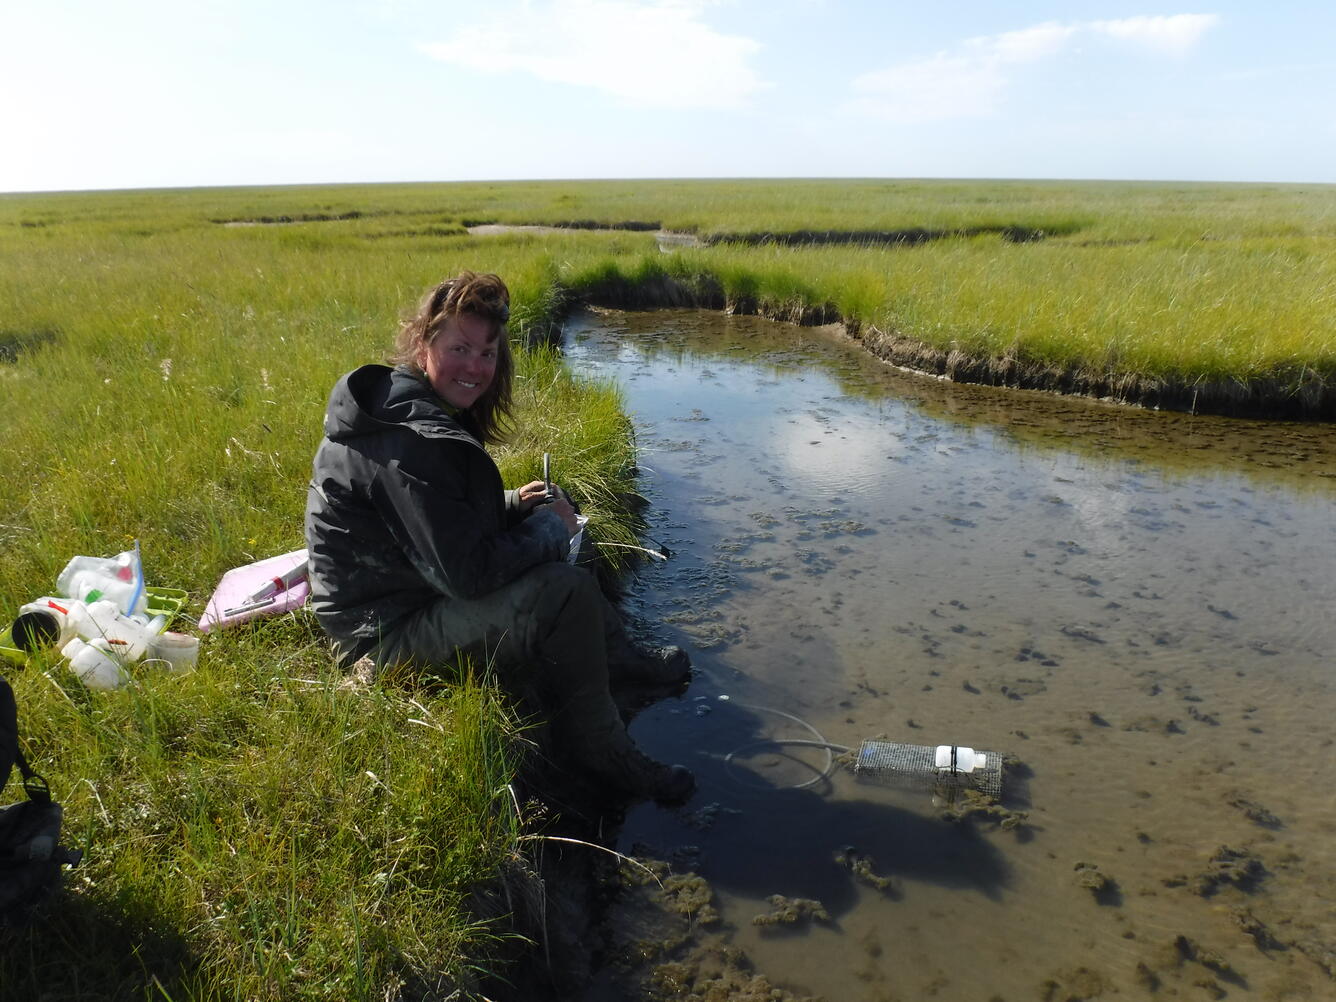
[323,364,480,445]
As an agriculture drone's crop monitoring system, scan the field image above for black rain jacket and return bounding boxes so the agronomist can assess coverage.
[304,364,569,664]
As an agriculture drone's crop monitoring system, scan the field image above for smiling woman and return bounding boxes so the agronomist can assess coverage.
[420,312,500,410]
[390,271,516,440]
[304,270,697,805]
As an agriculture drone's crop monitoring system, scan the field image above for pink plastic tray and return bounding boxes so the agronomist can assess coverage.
[199,548,309,633]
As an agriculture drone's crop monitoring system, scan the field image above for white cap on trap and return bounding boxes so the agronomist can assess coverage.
[935,745,986,772]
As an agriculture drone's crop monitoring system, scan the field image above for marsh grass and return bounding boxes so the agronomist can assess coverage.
[0,204,649,999]
[3,629,528,1001]
[2,176,1334,998]
[557,234,1336,410]
[0,219,647,601]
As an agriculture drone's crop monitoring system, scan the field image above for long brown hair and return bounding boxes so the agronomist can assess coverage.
[392,271,514,444]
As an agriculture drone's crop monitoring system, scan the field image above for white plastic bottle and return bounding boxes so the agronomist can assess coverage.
[61,637,130,690]
[10,597,81,652]
[853,740,1003,797]
[69,600,152,661]
[934,744,989,774]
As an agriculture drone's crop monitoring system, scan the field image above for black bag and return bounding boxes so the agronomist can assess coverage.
[1,676,17,793]
[1,675,82,926]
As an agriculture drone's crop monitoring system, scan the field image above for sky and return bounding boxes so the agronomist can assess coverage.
[2,0,1334,192]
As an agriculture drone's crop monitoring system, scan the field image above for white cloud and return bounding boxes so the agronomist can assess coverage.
[845,13,1219,122]
[419,0,768,111]
[849,54,1006,123]
[1091,14,1219,55]
[977,21,1079,64]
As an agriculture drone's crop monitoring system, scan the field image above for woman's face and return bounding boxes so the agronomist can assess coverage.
[420,312,499,410]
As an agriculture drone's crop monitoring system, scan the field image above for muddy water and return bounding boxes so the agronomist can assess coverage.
[564,308,1336,1002]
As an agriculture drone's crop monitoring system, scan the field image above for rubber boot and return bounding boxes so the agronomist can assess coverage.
[560,693,696,805]
[531,617,694,803]
[611,645,692,686]
[599,595,693,686]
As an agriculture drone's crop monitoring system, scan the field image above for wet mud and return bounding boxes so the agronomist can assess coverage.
[845,320,1336,420]
[469,219,663,233]
[466,221,1057,248]
[708,223,1056,246]
[564,307,1336,1001]
[214,211,367,225]
[467,223,705,251]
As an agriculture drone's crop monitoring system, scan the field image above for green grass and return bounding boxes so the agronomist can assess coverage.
[0,205,648,999]
[620,234,1336,382]
[2,177,1335,998]
[7,178,1335,400]
[13,176,1334,240]
[0,224,644,603]
[4,629,526,1000]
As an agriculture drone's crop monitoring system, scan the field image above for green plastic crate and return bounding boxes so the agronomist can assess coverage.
[1,587,189,665]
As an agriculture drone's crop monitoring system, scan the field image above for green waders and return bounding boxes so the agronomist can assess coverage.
[370,562,690,801]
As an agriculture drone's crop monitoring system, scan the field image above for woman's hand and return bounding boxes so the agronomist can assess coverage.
[517,480,579,536]
[545,496,581,537]
[518,480,577,511]
[516,480,550,512]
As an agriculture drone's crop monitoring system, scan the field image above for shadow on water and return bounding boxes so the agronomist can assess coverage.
[631,692,1012,919]
[687,785,1011,914]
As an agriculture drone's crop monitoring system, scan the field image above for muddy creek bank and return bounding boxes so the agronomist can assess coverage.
[562,308,1336,1002]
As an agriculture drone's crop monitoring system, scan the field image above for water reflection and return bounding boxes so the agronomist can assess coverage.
[565,308,1336,1002]
[590,309,1336,492]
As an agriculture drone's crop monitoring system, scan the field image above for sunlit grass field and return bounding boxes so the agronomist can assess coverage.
[10,178,1333,397]
[1,178,1334,999]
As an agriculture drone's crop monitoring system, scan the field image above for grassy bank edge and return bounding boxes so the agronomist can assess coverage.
[557,256,1334,420]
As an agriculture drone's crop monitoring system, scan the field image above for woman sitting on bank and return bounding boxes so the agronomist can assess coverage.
[304,271,694,804]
